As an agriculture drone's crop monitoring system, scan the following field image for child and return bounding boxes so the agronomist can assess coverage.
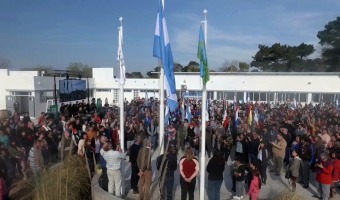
[247,169,261,200]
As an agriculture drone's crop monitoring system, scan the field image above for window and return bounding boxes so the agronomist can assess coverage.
[96,89,111,92]
[323,93,334,103]
[113,89,119,104]
[312,93,320,102]
[40,91,55,103]
[254,92,260,101]
[133,90,139,99]
[207,91,214,99]
[267,92,274,102]
[260,93,266,101]
[236,92,243,102]
[226,92,235,101]
[217,91,226,100]
[299,93,307,102]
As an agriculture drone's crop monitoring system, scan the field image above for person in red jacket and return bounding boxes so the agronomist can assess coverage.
[330,152,340,199]
[247,169,261,200]
[315,153,334,200]
[331,152,340,184]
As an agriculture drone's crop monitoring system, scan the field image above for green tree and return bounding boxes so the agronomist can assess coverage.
[239,62,250,72]
[67,62,93,77]
[174,62,184,72]
[218,60,239,72]
[183,61,199,72]
[127,72,143,78]
[251,43,315,72]
[146,66,160,78]
[317,17,340,71]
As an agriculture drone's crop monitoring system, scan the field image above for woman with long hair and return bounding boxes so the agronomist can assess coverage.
[247,169,261,200]
[256,141,268,185]
[179,147,199,200]
[206,150,225,200]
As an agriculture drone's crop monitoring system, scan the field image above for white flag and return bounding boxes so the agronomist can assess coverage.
[118,26,126,85]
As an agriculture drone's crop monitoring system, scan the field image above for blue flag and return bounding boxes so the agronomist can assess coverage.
[153,0,178,112]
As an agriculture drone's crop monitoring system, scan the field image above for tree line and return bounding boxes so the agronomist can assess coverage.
[2,17,340,77]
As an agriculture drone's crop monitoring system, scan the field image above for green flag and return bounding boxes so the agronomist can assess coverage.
[197,24,209,85]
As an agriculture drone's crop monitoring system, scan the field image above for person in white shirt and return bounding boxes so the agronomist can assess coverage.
[100,143,126,197]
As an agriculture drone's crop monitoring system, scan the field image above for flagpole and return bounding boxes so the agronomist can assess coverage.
[118,16,126,196]
[199,9,207,200]
[159,64,165,155]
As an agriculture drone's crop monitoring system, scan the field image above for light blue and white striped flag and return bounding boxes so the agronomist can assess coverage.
[153,0,178,112]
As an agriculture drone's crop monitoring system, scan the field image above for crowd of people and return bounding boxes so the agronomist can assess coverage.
[1,96,340,200]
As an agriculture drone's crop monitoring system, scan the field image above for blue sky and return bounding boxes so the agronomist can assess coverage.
[0,0,339,75]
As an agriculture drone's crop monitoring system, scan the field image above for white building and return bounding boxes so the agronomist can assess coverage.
[0,68,339,118]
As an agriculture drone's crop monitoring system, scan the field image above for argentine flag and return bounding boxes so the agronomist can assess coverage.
[186,102,192,123]
[153,0,178,112]
[165,105,170,126]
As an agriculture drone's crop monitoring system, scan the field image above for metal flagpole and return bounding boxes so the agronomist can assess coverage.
[118,17,126,196]
[159,65,165,155]
[199,9,207,200]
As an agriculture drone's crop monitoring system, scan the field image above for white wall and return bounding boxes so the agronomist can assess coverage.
[0,69,37,110]
[0,69,9,110]
[1,68,340,113]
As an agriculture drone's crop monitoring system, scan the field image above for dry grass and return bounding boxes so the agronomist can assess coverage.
[9,155,91,200]
[35,155,91,200]
[265,190,305,200]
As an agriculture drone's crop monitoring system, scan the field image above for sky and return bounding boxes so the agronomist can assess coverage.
[0,0,340,75]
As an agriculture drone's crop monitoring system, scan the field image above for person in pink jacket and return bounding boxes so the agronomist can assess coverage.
[247,169,261,200]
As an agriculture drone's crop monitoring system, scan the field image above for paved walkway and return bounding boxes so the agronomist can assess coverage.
[120,147,336,200]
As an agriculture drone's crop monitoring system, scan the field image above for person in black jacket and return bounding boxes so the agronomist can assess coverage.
[256,141,269,185]
[129,136,142,194]
[233,159,246,199]
[157,145,178,200]
[299,136,311,188]
[246,131,261,164]
[206,150,225,200]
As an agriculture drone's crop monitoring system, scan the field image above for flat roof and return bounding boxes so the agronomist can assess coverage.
[172,72,340,76]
